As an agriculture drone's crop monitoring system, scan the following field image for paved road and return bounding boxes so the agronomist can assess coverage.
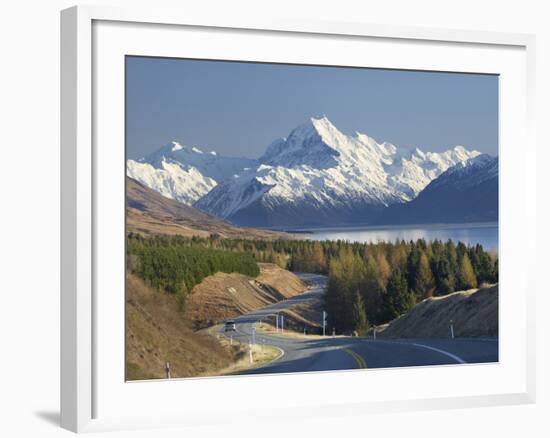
[221,273,498,374]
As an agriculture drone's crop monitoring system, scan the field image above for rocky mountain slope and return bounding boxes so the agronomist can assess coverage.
[379,154,498,224]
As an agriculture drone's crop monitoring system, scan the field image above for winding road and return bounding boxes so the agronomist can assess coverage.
[221,273,498,374]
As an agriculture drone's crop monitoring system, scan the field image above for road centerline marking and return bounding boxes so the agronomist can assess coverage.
[342,347,367,369]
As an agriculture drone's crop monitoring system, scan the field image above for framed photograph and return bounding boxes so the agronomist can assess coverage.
[61,5,536,433]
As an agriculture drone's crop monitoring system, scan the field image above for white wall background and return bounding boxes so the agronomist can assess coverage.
[0,0,547,437]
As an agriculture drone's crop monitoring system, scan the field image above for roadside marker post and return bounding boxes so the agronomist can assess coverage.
[252,324,256,345]
[249,339,253,363]
[373,325,377,341]
[332,328,335,338]
[165,361,171,379]
[230,334,233,345]
[281,314,284,333]
[450,319,455,339]
[322,311,327,336]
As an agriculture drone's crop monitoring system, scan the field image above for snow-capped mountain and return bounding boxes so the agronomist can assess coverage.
[126,141,255,205]
[195,116,482,227]
[427,153,498,191]
[378,154,498,224]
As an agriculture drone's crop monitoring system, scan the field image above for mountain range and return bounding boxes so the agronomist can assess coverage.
[378,153,498,224]
[127,142,255,205]
[127,116,497,228]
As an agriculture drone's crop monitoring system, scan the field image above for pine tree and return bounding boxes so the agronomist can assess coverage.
[362,256,382,323]
[325,253,349,331]
[457,253,478,290]
[311,241,327,273]
[414,253,436,299]
[432,257,455,295]
[175,281,188,312]
[383,269,415,321]
[352,290,369,335]
[406,246,421,289]
[375,251,391,289]
[389,243,408,271]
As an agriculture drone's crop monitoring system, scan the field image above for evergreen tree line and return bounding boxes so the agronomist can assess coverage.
[127,234,259,309]
[193,235,497,333]
[196,235,497,294]
[127,233,497,331]
[324,239,498,333]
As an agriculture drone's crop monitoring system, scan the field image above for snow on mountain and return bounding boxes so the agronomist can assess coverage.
[139,141,256,181]
[196,116,482,227]
[378,154,498,224]
[126,141,255,205]
[428,153,498,190]
[126,159,217,206]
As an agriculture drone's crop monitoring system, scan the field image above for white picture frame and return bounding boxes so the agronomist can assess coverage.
[60,4,536,433]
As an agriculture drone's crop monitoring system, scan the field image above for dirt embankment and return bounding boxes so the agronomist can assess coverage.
[378,284,498,338]
[126,274,238,380]
[258,303,323,335]
[255,263,307,298]
[184,263,307,329]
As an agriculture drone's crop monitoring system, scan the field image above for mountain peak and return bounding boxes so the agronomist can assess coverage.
[286,115,341,142]
[309,115,341,137]
[259,116,344,168]
[171,141,183,152]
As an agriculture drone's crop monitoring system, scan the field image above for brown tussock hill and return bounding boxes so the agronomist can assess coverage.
[126,274,236,380]
[185,263,307,329]
[379,284,498,338]
[126,177,298,241]
[256,263,307,298]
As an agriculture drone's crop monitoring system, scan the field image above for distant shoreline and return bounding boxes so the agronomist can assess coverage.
[264,221,498,234]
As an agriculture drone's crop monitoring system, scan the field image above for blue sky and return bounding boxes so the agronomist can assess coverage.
[126,56,498,160]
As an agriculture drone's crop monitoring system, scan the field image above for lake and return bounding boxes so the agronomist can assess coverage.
[298,222,498,251]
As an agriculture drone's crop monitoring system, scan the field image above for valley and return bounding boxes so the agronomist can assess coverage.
[124,116,499,380]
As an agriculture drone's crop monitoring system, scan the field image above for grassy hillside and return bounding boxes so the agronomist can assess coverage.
[377,284,498,338]
[127,264,307,379]
[126,274,237,380]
